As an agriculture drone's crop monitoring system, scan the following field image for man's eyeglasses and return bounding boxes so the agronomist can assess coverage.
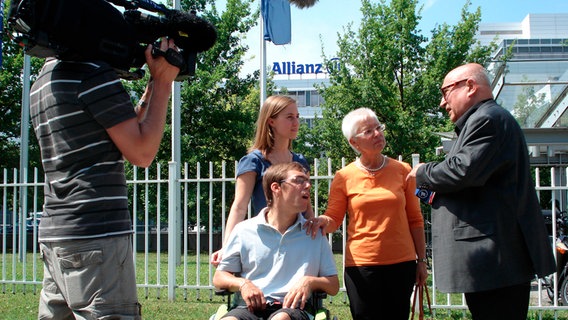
[440,78,468,99]
[355,124,386,138]
[279,176,310,187]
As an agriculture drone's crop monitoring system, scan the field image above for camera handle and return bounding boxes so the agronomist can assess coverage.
[151,44,185,70]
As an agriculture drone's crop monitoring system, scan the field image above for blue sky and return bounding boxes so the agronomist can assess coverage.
[237,0,567,75]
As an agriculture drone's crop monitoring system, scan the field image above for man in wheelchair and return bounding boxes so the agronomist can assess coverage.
[213,162,339,320]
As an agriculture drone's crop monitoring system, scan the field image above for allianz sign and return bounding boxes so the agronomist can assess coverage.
[272,57,340,75]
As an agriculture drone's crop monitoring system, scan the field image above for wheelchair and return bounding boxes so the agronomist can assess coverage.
[211,289,338,320]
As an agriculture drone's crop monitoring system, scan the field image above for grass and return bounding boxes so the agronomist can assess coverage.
[1,252,568,319]
[0,252,352,319]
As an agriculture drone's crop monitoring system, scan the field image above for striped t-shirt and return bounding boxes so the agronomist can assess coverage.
[30,58,136,241]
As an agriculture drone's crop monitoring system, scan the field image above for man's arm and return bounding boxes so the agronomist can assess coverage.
[106,38,180,168]
[282,275,339,309]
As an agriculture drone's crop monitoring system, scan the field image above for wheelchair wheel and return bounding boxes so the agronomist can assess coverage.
[560,277,568,306]
[314,309,329,320]
[542,276,555,302]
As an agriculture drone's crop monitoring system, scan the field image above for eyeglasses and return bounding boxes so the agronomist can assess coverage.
[355,124,386,138]
[279,176,310,187]
[440,78,468,99]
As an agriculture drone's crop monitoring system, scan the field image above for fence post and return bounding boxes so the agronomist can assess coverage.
[412,154,420,167]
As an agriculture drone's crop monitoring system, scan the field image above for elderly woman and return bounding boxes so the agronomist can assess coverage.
[307,107,427,320]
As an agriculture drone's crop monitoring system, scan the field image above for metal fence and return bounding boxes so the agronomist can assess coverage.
[1,158,568,315]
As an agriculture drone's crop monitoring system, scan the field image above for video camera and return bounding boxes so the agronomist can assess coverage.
[7,0,217,81]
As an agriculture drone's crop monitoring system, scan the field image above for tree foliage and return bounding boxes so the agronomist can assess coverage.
[173,0,260,166]
[298,0,496,167]
[121,0,262,225]
[511,79,547,128]
[0,0,44,170]
[2,0,261,225]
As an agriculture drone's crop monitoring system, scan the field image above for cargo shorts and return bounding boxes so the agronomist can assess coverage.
[38,234,141,320]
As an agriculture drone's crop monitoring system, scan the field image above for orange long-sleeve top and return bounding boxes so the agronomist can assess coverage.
[325,159,423,267]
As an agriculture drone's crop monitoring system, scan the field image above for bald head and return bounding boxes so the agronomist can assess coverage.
[440,63,494,122]
[446,63,493,101]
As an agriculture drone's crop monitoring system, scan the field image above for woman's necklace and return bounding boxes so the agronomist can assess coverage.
[357,155,387,174]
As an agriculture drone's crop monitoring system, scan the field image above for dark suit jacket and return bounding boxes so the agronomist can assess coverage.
[416,99,555,293]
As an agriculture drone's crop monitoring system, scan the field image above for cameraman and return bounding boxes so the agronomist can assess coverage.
[30,38,179,319]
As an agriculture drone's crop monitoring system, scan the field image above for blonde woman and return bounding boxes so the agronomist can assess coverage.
[211,96,313,266]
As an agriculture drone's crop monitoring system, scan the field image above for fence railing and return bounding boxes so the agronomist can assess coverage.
[1,158,567,314]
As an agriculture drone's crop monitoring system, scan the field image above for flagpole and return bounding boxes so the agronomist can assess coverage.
[168,0,182,302]
[259,4,267,109]
[0,0,4,68]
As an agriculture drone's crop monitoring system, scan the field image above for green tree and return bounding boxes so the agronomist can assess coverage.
[122,0,262,226]
[298,0,496,167]
[0,0,44,170]
[511,77,547,128]
[146,0,262,166]
[2,0,262,226]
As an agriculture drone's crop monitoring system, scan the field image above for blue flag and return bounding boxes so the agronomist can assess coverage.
[261,0,291,45]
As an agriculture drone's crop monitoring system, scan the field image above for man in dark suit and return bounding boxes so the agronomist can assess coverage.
[407,63,555,320]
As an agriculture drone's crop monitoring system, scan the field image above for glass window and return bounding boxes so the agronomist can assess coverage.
[296,91,306,107]
[310,90,320,106]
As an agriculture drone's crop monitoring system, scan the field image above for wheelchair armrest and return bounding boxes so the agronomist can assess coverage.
[215,288,233,297]
[313,291,327,299]
[215,287,328,310]
[216,289,327,298]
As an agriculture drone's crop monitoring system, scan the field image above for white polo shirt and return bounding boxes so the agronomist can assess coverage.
[218,208,337,304]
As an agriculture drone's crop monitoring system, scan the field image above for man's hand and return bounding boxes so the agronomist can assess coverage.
[210,249,222,267]
[283,276,313,309]
[239,280,267,312]
[407,163,424,182]
[145,37,180,86]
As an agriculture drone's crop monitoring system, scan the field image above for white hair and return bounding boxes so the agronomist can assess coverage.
[341,108,379,154]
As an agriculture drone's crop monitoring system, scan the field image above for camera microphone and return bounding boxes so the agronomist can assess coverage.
[124,10,217,54]
[124,9,216,80]
[8,0,217,81]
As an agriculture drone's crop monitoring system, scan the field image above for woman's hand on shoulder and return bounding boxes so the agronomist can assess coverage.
[211,249,222,267]
[304,216,329,239]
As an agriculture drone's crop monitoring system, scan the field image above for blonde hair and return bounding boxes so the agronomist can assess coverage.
[248,95,297,156]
